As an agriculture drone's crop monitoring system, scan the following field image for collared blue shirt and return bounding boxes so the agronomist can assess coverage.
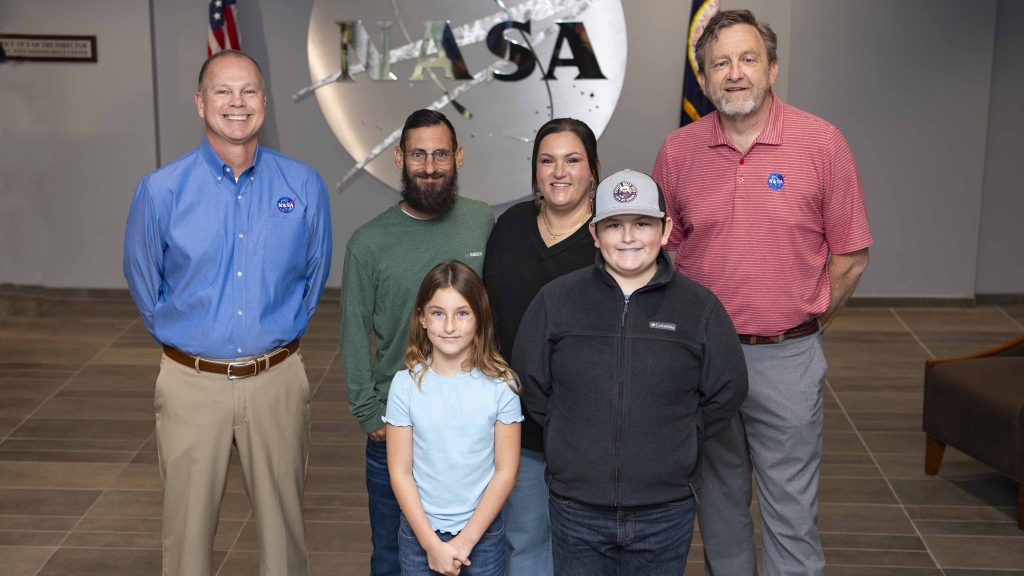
[124,138,332,358]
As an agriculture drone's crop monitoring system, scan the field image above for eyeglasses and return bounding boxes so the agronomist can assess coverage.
[404,149,454,165]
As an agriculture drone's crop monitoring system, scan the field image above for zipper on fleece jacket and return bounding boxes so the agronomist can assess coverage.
[596,259,670,505]
[613,295,630,505]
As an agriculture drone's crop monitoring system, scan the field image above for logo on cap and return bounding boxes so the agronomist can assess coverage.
[767,173,785,190]
[277,197,296,213]
[613,181,638,203]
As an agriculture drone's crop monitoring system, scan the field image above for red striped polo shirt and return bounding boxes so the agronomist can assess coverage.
[652,94,872,335]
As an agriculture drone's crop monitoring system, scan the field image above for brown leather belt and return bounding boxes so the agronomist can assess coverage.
[738,319,819,346]
[163,339,300,379]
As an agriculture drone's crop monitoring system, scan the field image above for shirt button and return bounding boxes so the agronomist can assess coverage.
[738,177,745,183]
[237,347,243,354]
[739,159,745,165]
[217,176,222,181]
[236,271,243,278]
[238,233,245,239]
[237,195,242,200]
[236,309,244,316]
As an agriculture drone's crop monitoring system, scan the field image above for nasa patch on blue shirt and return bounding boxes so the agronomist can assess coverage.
[277,197,296,213]
[767,173,785,190]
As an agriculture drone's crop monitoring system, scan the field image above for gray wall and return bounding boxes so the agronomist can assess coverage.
[1,0,1021,297]
[788,0,999,297]
[976,0,1024,294]
[0,0,156,287]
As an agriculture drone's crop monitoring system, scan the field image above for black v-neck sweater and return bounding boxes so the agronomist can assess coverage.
[483,200,596,452]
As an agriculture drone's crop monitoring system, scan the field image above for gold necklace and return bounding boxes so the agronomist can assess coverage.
[541,205,591,241]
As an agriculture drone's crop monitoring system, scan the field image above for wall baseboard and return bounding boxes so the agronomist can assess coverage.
[848,294,1024,307]
[975,293,1024,305]
[320,287,340,302]
[847,296,976,307]
[0,284,132,301]
[3,284,1021,307]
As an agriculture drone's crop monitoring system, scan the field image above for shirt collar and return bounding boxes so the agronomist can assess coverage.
[708,91,785,148]
[199,137,261,180]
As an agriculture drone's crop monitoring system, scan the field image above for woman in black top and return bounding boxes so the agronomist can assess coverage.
[482,118,600,576]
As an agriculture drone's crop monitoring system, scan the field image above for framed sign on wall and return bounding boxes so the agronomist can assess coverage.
[0,34,97,62]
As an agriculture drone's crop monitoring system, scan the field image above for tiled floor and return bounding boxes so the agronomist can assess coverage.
[1,293,1022,575]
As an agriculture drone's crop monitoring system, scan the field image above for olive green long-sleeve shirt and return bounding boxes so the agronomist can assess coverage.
[340,198,493,432]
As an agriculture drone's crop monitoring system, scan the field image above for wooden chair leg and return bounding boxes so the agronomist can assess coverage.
[925,435,945,475]
[1018,484,1023,531]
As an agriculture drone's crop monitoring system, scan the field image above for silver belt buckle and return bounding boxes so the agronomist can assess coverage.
[227,359,257,380]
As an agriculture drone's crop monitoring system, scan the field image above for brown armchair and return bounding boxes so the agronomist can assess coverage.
[923,335,1024,530]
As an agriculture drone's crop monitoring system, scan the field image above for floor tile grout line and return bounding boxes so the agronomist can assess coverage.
[22,317,147,575]
[58,351,158,542]
[214,345,341,574]
[885,308,1024,560]
[826,311,949,575]
[823,526,1020,535]
[14,303,1022,572]
[0,320,144,447]
[889,307,936,360]
[996,305,1024,332]
[308,346,340,400]
[825,375,948,575]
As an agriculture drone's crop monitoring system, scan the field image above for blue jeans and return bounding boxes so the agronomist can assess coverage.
[502,448,554,576]
[366,438,401,576]
[398,514,507,576]
[548,491,696,576]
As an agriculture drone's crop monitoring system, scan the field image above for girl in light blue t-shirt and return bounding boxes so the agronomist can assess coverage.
[385,260,523,576]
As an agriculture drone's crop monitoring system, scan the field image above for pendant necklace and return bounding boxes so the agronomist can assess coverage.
[541,205,590,241]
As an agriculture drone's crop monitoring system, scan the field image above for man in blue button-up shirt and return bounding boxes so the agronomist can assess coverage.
[124,50,331,576]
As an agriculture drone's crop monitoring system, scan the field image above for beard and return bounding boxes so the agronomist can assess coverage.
[711,82,771,119]
[401,165,459,216]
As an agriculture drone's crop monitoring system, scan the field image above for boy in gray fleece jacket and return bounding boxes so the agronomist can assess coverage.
[512,169,748,576]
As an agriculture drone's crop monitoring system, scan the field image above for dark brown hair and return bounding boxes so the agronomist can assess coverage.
[400,109,458,152]
[531,118,600,207]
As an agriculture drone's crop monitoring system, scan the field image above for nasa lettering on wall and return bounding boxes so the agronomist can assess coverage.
[302,0,626,205]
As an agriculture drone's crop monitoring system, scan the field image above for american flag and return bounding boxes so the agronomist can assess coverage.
[207,0,241,56]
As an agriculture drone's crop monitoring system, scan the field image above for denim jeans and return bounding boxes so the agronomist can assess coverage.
[548,491,696,576]
[398,514,506,576]
[503,448,554,576]
[366,438,401,576]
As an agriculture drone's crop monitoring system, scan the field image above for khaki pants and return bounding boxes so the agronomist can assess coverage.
[155,352,311,576]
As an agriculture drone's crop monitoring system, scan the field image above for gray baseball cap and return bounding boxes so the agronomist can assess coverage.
[591,169,666,223]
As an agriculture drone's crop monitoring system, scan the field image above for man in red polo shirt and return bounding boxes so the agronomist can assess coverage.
[652,9,871,576]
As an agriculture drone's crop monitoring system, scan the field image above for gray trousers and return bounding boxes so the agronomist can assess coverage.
[698,334,827,576]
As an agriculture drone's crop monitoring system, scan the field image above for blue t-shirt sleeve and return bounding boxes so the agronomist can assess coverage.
[495,380,524,425]
[383,370,413,427]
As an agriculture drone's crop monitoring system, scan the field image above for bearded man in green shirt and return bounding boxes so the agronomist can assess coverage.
[340,109,494,576]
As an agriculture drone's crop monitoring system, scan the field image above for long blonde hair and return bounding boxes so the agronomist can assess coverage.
[404,260,520,393]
